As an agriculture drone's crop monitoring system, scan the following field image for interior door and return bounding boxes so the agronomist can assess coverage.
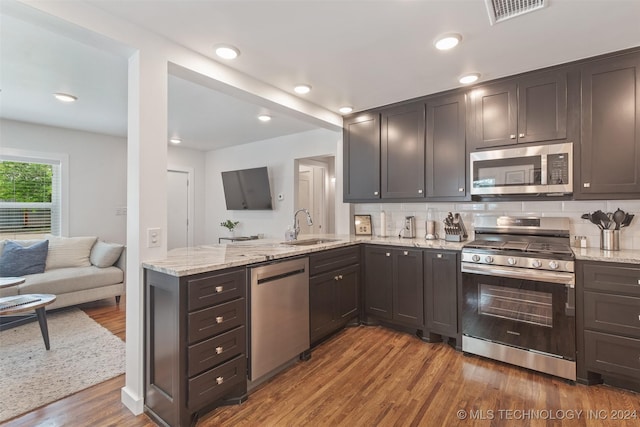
[167,170,189,250]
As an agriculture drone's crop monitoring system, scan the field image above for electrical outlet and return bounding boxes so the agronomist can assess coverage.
[147,228,162,248]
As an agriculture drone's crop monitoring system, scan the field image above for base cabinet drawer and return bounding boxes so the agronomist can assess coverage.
[585,330,640,380]
[188,298,245,344]
[188,354,246,411]
[583,263,640,296]
[584,292,640,338]
[188,326,246,377]
[188,268,246,311]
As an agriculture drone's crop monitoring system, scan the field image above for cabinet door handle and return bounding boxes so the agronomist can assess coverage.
[418,189,423,194]
[216,316,224,324]
[437,253,443,258]
[404,251,409,256]
[385,252,391,257]
[216,346,224,354]
[374,191,379,196]
[458,187,464,192]
[334,276,339,281]
[216,376,224,385]
[583,182,591,188]
[215,285,224,293]
[510,134,516,139]
[519,133,525,138]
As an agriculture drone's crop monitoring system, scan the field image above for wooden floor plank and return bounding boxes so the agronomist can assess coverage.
[5,300,640,427]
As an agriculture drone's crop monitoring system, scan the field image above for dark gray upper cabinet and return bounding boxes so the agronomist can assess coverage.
[343,113,380,201]
[470,70,567,149]
[425,93,468,200]
[380,102,426,199]
[578,51,640,198]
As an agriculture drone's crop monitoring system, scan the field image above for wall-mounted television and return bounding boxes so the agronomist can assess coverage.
[221,166,273,210]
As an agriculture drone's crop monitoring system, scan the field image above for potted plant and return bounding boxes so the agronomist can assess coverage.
[220,219,240,237]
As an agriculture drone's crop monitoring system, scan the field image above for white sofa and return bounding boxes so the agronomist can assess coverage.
[0,236,125,310]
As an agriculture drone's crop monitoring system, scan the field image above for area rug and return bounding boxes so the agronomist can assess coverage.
[0,308,125,422]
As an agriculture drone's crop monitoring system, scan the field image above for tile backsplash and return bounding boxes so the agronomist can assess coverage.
[354,200,640,250]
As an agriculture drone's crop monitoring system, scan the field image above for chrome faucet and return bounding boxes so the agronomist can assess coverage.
[287,208,313,240]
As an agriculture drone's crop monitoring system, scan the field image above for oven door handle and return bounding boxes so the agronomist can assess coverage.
[461,263,575,286]
[565,284,576,317]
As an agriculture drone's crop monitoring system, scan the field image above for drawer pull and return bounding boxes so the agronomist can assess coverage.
[510,134,516,139]
[404,251,409,256]
[519,133,525,138]
[583,182,590,188]
[216,316,224,324]
[637,279,640,285]
[216,376,224,385]
[338,275,343,280]
[386,252,391,257]
[216,346,224,354]
[334,276,339,281]
[437,254,443,258]
[215,285,224,293]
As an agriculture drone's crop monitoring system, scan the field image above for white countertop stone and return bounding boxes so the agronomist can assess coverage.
[573,247,640,264]
[142,234,466,276]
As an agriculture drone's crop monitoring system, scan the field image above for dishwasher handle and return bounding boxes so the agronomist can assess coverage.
[257,268,306,285]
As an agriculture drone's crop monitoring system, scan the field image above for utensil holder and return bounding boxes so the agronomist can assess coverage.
[600,229,619,251]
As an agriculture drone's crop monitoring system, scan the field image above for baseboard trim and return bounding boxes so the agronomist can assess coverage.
[121,386,144,415]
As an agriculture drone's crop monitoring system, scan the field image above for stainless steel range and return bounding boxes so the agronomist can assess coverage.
[461,215,576,381]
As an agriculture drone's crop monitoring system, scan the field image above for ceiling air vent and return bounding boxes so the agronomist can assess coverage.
[484,0,547,25]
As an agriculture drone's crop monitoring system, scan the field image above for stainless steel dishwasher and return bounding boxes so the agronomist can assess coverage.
[249,257,310,381]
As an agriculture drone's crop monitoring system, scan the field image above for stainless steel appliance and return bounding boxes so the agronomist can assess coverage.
[249,257,310,381]
[470,142,573,196]
[400,216,416,238]
[461,215,576,381]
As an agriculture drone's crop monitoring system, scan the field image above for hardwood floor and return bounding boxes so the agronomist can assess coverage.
[5,301,640,426]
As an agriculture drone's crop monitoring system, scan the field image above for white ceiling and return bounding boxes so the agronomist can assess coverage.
[2,0,640,151]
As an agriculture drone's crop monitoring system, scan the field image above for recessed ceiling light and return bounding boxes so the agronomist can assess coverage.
[169,138,182,144]
[53,93,77,103]
[214,44,240,60]
[339,106,353,114]
[459,73,481,84]
[434,33,462,50]
[258,114,271,122]
[294,84,312,94]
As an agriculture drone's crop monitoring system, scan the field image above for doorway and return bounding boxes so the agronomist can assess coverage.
[167,168,194,249]
[295,156,335,236]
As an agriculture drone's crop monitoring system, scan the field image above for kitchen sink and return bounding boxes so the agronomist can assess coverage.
[281,238,340,246]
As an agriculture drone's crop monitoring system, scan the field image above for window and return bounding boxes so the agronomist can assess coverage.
[0,157,62,238]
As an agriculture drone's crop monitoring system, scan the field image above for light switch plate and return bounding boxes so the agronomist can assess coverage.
[147,228,162,248]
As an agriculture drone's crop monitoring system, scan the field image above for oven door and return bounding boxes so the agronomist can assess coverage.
[461,263,575,360]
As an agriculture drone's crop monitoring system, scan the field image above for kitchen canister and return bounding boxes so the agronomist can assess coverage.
[600,229,620,251]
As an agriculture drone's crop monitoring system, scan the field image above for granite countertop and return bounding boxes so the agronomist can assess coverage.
[572,247,640,264]
[142,234,466,277]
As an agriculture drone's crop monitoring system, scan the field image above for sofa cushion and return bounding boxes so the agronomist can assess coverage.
[45,235,97,270]
[18,265,124,295]
[0,240,49,277]
[90,240,124,268]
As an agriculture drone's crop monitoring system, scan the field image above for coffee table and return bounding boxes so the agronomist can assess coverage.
[0,294,57,350]
[0,277,26,288]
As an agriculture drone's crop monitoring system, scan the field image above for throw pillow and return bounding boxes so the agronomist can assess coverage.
[0,240,49,277]
[90,240,125,268]
[45,235,97,270]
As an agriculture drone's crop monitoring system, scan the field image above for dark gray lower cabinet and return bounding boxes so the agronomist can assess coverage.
[577,260,640,389]
[145,267,247,426]
[364,245,424,329]
[309,246,360,344]
[424,250,459,341]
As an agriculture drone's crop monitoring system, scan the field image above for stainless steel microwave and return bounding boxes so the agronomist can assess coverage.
[470,142,573,196]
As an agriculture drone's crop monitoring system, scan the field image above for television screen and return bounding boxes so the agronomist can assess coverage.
[221,166,273,210]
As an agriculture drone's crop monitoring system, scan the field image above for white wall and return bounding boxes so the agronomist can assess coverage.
[1,118,127,243]
[168,145,207,246]
[206,128,348,242]
[355,199,640,250]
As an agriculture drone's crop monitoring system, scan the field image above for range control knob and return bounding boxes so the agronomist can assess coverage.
[471,254,481,262]
[531,259,542,268]
[507,257,517,266]
[549,261,559,270]
[484,255,494,264]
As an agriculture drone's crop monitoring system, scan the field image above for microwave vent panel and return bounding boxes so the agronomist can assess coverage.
[484,0,547,25]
